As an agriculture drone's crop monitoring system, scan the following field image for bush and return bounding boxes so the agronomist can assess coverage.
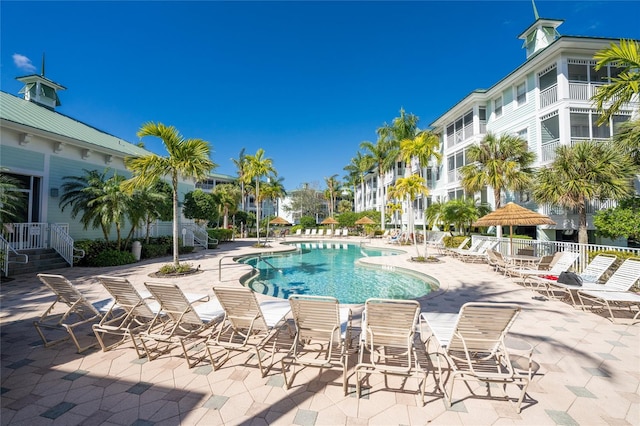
[179,245,194,254]
[142,243,170,258]
[299,216,316,228]
[208,228,233,242]
[158,262,194,274]
[89,249,136,267]
[74,239,125,266]
[443,235,470,249]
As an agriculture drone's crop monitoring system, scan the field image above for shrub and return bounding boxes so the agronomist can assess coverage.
[299,216,316,228]
[158,262,194,274]
[208,228,233,242]
[178,245,194,254]
[142,243,170,258]
[443,235,470,248]
[89,249,136,267]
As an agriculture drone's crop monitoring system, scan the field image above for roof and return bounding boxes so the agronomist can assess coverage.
[0,91,151,157]
[428,35,634,127]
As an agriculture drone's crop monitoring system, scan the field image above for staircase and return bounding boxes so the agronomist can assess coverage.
[7,249,70,277]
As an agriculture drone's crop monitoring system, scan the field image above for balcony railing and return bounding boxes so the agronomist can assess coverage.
[541,139,560,162]
[540,84,558,108]
[569,82,604,101]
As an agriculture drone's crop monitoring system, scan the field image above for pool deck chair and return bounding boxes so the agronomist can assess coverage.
[457,240,499,263]
[561,257,640,311]
[355,298,426,405]
[578,288,640,324]
[512,251,579,286]
[534,254,618,303]
[92,275,159,357]
[34,273,105,353]
[421,303,528,413]
[281,295,353,395]
[140,282,223,368]
[207,286,291,376]
[446,237,472,257]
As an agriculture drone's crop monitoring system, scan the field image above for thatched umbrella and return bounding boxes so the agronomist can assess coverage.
[473,202,556,254]
[269,216,290,225]
[354,216,375,225]
[321,217,339,232]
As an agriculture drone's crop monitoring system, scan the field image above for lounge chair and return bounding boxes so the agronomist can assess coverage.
[560,257,640,308]
[325,229,333,237]
[532,254,617,302]
[511,251,579,286]
[486,249,512,275]
[92,275,158,357]
[388,232,402,244]
[281,295,353,394]
[34,273,106,353]
[207,286,291,376]
[317,229,324,237]
[355,298,426,404]
[310,229,317,237]
[426,233,446,250]
[294,229,302,237]
[446,237,473,257]
[140,282,224,368]
[578,287,640,324]
[457,240,499,263]
[304,229,311,236]
[421,302,529,413]
[334,229,342,237]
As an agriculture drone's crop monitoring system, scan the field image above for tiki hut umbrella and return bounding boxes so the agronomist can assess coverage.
[321,216,339,232]
[473,202,556,255]
[354,216,376,225]
[269,216,290,226]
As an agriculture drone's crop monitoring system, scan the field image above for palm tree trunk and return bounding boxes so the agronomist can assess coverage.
[494,187,503,239]
[578,202,588,245]
[255,179,260,243]
[172,174,180,267]
[379,173,385,229]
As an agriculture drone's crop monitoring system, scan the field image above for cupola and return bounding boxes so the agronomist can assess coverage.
[517,0,563,59]
[16,54,66,110]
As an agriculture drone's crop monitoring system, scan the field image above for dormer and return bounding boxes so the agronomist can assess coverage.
[16,73,66,111]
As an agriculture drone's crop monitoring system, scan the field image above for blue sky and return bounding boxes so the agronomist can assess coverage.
[2,1,639,190]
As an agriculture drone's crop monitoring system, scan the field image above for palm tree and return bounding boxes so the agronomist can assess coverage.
[60,169,113,241]
[231,148,248,211]
[244,149,276,243]
[613,118,640,167]
[90,173,131,250]
[212,183,241,229]
[344,152,373,212]
[425,199,446,233]
[360,138,398,228]
[123,122,217,267]
[131,180,172,244]
[0,173,25,225]
[388,174,429,256]
[386,201,403,229]
[592,39,640,125]
[459,132,535,237]
[442,198,489,236]
[323,174,340,217]
[261,174,286,238]
[400,130,442,241]
[533,140,637,245]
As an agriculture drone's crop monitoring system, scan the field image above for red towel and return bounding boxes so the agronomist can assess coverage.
[542,275,558,280]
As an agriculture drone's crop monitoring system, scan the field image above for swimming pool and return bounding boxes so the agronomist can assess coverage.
[238,242,438,304]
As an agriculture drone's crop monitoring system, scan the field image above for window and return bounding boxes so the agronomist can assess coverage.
[539,67,557,90]
[570,112,590,138]
[516,128,529,147]
[494,97,503,118]
[568,63,588,82]
[516,82,526,106]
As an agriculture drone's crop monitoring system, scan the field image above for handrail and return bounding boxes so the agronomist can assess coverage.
[49,223,75,267]
[0,234,28,277]
[184,223,209,249]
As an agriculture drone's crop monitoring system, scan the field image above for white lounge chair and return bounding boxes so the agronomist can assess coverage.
[207,286,291,376]
[457,240,499,263]
[281,295,353,394]
[334,229,342,237]
[533,254,617,303]
[294,229,302,237]
[446,237,474,257]
[92,275,158,357]
[355,298,426,404]
[578,288,640,324]
[325,229,333,237]
[512,251,580,286]
[140,282,224,368]
[421,303,529,413]
[304,229,311,236]
[34,274,105,353]
[317,229,324,237]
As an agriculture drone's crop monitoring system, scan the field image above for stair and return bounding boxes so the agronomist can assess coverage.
[7,248,70,277]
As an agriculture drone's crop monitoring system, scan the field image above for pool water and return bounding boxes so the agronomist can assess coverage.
[238,242,438,304]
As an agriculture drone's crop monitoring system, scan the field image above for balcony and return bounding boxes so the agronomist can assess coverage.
[568,82,604,101]
[541,139,560,163]
[540,84,558,108]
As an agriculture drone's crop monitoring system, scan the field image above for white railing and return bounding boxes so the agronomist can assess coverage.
[541,199,618,215]
[541,139,560,162]
[2,223,48,250]
[0,235,28,276]
[540,84,558,108]
[49,223,79,266]
[183,223,209,249]
[471,235,640,274]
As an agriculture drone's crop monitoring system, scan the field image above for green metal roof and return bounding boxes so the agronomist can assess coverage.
[0,91,151,157]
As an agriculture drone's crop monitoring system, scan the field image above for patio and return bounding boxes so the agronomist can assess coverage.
[1,238,638,425]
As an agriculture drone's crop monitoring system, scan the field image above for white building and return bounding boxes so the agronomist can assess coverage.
[355,13,639,244]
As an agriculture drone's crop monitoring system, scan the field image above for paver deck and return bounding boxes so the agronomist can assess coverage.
[1,237,638,425]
